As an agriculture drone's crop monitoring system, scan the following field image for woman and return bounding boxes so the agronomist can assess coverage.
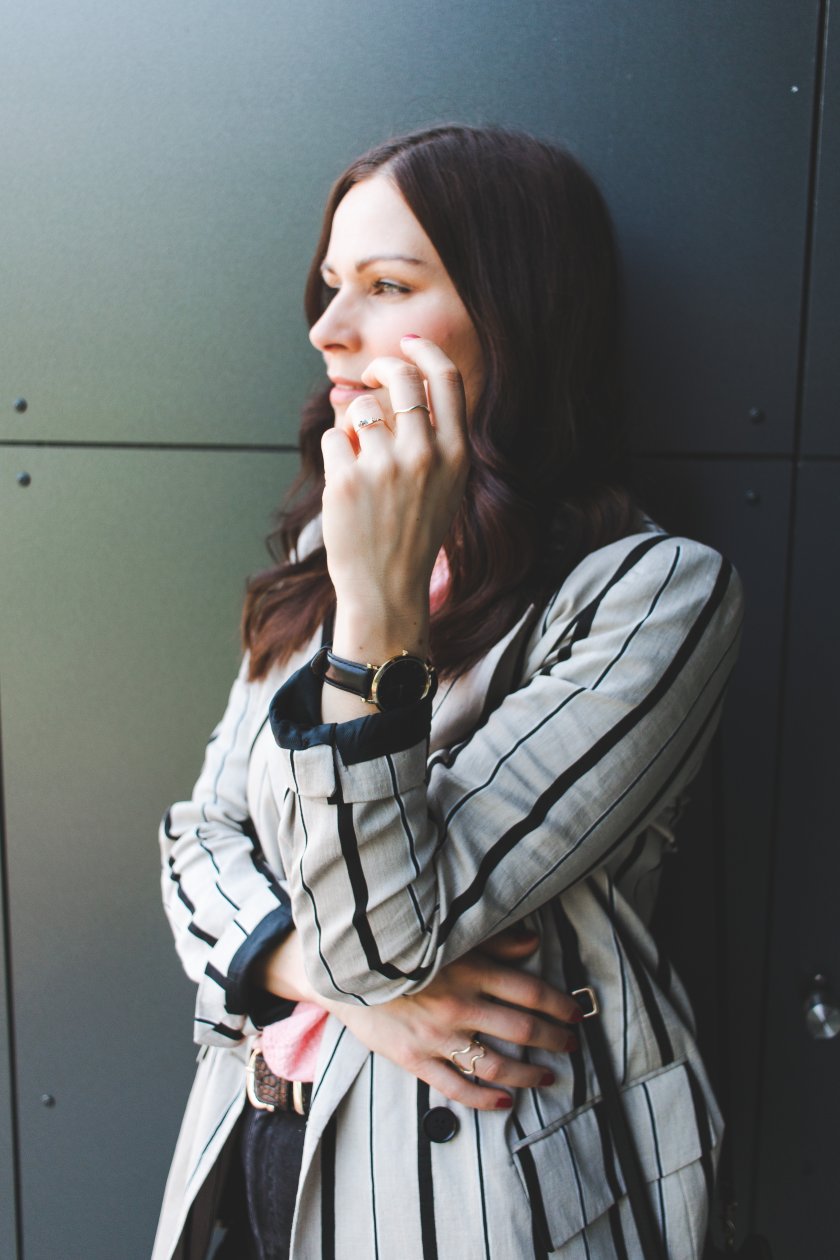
[156,125,742,1259]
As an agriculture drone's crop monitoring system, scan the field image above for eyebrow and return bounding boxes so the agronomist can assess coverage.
[320,254,428,275]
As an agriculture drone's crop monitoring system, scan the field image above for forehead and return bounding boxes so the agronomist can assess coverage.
[326,175,434,261]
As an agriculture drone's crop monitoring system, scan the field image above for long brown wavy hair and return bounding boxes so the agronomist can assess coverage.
[242,125,639,681]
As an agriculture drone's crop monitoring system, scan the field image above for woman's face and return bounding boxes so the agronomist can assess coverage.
[309,174,485,422]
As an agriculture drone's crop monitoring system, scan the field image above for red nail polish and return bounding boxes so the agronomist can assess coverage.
[566,1036,579,1054]
[401,333,421,340]
[569,1008,585,1023]
[494,1096,513,1109]
[539,1071,556,1087]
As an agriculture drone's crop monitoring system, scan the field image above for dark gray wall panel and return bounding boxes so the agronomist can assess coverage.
[629,455,791,1242]
[802,4,839,455]
[0,817,17,1260]
[1,0,818,453]
[0,447,297,1259]
[753,461,840,1256]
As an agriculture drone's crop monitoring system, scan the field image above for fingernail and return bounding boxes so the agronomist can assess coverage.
[494,1096,513,1109]
[401,333,421,341]
[569,1008,585,1023]
[539,1071,556,1087]
[566,1036,579,1054]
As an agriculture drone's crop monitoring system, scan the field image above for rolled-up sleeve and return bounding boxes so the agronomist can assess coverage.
[160,656,296,1045]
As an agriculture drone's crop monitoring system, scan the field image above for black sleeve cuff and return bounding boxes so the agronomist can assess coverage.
[269,659,432,766]
[225,902,297,1027]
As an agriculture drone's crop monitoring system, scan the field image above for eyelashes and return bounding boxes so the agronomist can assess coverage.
[320,278,411,300]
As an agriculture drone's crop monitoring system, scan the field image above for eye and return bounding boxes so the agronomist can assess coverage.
[372,279,411,296]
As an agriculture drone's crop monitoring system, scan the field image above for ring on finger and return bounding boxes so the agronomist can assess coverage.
[355,416,386,430]
[392,403,431,418]
[449,1038,486,1076]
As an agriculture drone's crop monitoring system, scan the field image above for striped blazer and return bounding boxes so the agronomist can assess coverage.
[155,524,743,1260]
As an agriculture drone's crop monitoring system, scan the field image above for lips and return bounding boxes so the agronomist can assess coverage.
[328,377,372,405]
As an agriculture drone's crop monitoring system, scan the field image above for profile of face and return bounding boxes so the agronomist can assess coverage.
[308,174,485,424]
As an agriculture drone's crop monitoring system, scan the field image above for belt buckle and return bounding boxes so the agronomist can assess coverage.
[246,1046,277,1113]
[571,986,600,1018]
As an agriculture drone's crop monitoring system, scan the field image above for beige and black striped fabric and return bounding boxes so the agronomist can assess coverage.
[156,525,743,1260]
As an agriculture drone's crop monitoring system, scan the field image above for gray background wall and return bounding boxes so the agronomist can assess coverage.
[1,2,836,1256]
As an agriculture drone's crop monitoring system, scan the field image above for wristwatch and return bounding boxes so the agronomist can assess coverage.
[311,646,436,712]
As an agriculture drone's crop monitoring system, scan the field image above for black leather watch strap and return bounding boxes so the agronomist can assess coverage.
[311,646,435,711]
[311,646,376,697]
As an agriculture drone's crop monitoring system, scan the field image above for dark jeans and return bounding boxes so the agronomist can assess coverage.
[235,1102,308,1260]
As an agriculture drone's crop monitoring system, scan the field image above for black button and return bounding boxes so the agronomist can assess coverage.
[422,1106,459,1143]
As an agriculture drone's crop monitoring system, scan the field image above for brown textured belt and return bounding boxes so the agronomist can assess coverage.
[246,1047,312,1117]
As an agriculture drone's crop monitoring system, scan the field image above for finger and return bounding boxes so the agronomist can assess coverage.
[479,927,541,962]
[471,1003,580,1053]
[360,356,432,440]
[397,335,467,460]
[321,425,359,473]
[420,1060,513,1112]
[476,964,585,1026]
[470,1048,560,1092]
[344,392,391,442]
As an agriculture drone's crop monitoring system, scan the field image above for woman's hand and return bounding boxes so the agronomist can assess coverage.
[323,928,583,1111]
[320,337,469,679]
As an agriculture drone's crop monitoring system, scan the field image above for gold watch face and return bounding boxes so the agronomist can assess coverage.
[371,656,432,711]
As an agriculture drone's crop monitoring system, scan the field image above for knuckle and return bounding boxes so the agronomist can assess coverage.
[519,976,545,1007]
[480,1056,503,1083]
[404,446,436,478]
[513,1013,538,1044]
[402,1048,425,1073]
[438,365,462,387]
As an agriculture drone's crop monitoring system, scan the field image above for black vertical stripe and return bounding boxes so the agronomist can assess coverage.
[416,1082,438,1260]
[472,1110,492,1260]
[310,1027,347,1107]
[685,1061,715,1204]
[653,946,672,1001]
[550,903,590,1108]
[561,1126,592,1259]
[512,1116,551,1258]
[435,557,734,941]
[187,920,218,948]
[320,1114,337,1260]
[588,879,675,1066]
[385,753,427,931]
[368,1059,380,1260]
[336,798,405,980]
[593,1102,630,1260]
[607,878,630,1085]
[294,756,364,1001]
[590,549,681,689]
[642,1083,668,1254]
[548,535,671,664]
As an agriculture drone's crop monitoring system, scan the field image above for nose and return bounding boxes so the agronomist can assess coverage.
[309,289,360,354]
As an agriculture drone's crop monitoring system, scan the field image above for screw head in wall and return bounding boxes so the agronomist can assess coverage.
[16,471,32,487]
[745,489,761,505]
[748,407,765,425]
[40,1094,56,1107]
[14,397,28,413]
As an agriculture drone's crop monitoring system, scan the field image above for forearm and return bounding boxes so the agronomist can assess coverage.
[320,603,430,724]
[254,928,323,1007]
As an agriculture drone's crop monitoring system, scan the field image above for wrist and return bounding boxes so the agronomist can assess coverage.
[332,603,430,664]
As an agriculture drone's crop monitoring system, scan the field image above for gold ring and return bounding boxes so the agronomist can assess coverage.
[392,404,431,417]
[355,416,385,429]
[449,1039,486,1076]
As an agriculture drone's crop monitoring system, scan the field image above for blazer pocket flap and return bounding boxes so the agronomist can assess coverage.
[512,1059,711,1250]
